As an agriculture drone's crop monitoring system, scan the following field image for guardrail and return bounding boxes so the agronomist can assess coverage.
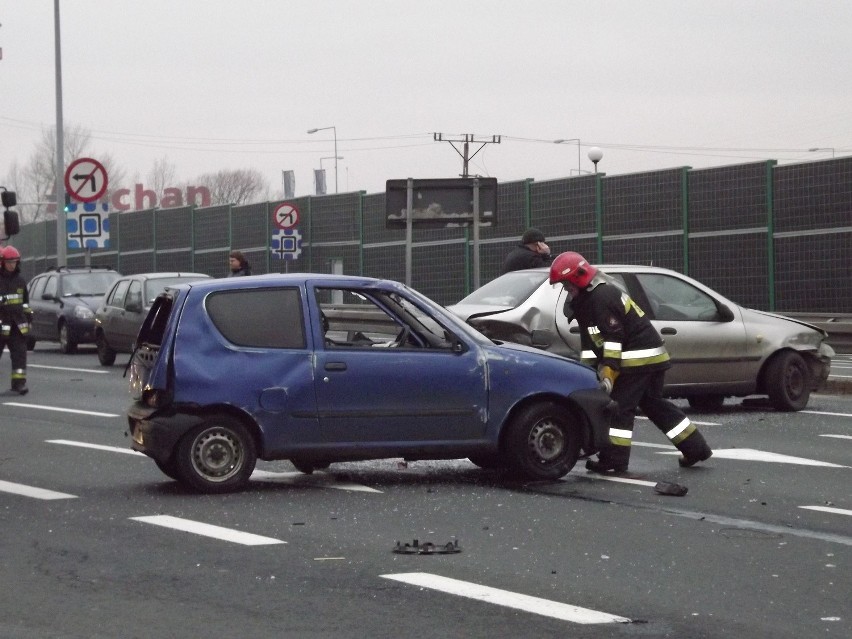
[785,313,852,354]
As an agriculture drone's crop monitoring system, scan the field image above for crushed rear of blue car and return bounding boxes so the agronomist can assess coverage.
[126,274,613,493]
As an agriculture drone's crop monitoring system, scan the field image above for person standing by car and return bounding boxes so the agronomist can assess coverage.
[0,245,32,395]
[501,228,553,273]
[549,251,712,473]
[227,250,252,277]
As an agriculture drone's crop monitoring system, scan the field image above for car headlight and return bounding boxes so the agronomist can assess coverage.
[73,305,95,319]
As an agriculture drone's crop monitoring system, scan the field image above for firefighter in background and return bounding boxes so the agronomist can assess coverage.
[549,251,712,472]
[0,245,31,395]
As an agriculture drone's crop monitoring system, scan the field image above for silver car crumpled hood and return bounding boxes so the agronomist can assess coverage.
[445,303,514,322]
[747,308,828,338]
[742,307,834,361]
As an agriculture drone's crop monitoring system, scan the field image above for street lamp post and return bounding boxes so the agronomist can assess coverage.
[320,156,343,170]
[553,138,581,175]
[809,147,835,158]
[308,126,338,193]
[588,147,603,174]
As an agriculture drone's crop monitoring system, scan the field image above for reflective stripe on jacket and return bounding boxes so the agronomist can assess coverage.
[572,282,671,374]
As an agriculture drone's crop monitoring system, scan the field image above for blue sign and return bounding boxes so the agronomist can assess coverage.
[67,201,110,249]
[271,229,302,260]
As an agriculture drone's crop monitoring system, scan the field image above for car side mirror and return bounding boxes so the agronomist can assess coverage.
[717,303,735,322]
[531,328,554,349]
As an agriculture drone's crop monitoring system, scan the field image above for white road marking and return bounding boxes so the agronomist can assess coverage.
[820,434,852,440]
[802,410,852,417]
[251,469,381,493]
[130,515,286,545]
[657,448,849,468]
[567,469,657,487]
[381,572,630,624]
[637,415,719,426]
[47,439,145,455]
[0,479,77,500]
[28,364,110,374]
[2,403,119,418]
[800,505,852,517]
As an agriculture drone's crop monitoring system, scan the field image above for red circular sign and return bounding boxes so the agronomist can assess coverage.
[273,203,300,230]
[64,157,109,203]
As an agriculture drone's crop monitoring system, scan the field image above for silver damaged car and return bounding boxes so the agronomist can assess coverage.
[448,266,833,412]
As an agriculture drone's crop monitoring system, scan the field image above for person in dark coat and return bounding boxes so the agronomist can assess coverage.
[228,250,252,277]
[501,228,553,273]
[549,251,713,473]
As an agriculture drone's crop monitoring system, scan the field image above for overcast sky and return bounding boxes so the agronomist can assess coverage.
[1,1,850,199]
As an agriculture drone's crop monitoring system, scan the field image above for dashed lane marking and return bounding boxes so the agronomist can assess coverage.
[251,469,382,492]
[130,515,286,545]
[567,469,657,487]
[0,479,77,500]
[657,448,849,468]
[28,364,110,374]
[802,409,852,417]
[3,403,119,418]
[44,441,380,492]
[820,434,852,440]
[381,572,631,624]
[48,439,145,455]
[800,505,852,517]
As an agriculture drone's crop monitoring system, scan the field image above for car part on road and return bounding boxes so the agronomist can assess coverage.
[393,539,462,554]
[654,481,689,496]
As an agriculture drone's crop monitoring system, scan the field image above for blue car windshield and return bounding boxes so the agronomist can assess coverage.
[457,270,549,307]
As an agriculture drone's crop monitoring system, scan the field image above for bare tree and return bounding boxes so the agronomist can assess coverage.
[147,156,177,196]
[195,168,268,206]
[6,124,125,224]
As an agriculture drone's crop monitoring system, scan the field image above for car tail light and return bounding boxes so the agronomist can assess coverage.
[142,387,173,409]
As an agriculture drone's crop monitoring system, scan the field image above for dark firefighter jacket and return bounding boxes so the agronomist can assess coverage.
[569,280,670,374]
[0,269,31,337]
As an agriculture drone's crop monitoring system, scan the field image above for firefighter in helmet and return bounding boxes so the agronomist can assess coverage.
[550,251,712,472]
[0,245,32,394]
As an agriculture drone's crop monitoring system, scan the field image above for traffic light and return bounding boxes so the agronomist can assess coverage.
[64,192,73,213]
[1,187,20,238]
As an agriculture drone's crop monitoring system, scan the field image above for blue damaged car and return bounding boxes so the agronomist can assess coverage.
[126,274,613,493]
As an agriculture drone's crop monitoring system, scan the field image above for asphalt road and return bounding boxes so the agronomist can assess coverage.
[1,344,850,639]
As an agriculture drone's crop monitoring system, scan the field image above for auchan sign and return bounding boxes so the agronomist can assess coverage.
[109,184,211,211]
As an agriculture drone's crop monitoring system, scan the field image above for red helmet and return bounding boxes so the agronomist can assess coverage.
[2,245,21,261]
[549,251,597,288]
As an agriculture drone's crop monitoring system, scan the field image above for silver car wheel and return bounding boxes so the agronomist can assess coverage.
[526,418,566,462]
[174,416,257,493]
[190,426,244,481]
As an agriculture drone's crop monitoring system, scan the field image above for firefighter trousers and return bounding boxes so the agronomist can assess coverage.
[0,330,28,391]
[601,370,711,466]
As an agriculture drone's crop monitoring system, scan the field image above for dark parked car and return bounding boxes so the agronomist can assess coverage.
[448,266,834,411]
[126,274,615,493]
[94,272,211,365]
[27,266,122,353]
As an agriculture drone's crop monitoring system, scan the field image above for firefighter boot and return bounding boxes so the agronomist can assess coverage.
[678,430,712,467]
[11,378,28,395]
[585,445,630,474]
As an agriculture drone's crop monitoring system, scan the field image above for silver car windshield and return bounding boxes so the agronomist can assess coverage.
[458,270,549,307]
